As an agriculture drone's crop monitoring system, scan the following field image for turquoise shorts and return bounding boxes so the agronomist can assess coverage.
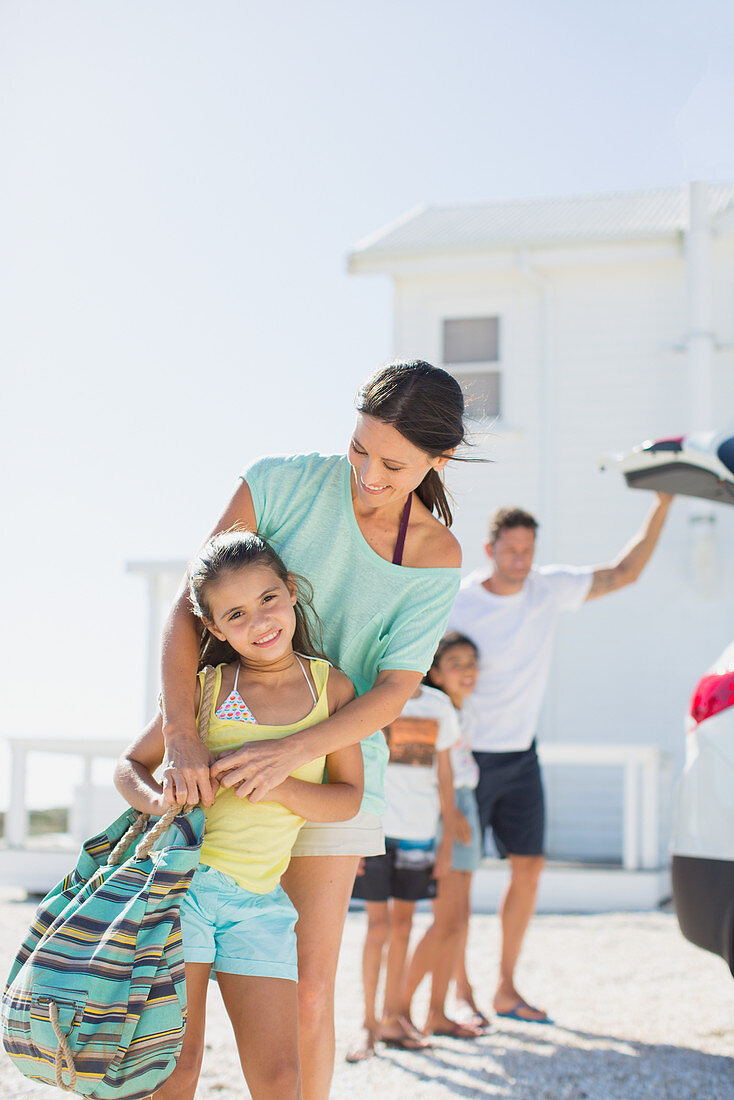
[179,864,298,981]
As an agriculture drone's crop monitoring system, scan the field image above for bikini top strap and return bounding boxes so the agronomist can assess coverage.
[232,662,241,694]
[296,654,318,705]
[392,492,413,566]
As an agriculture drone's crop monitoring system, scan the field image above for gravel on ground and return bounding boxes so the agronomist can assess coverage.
[0,892,732,1099]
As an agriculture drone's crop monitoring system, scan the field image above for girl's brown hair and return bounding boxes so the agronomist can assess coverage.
[188,530,326,671]
[355,359,469,526]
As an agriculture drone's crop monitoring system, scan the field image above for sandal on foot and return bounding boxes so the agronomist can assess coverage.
[495,1000,552,1025]
[345,1043,376,1063]
[429,1020,483,1040]
[345,1028,377,1062]
[381,1033,432,1051]
[455,1005,491,1033]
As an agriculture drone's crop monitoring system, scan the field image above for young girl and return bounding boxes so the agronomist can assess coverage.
[400,632,489,1037]
[346,678,459,1061]
[114,531,363,1100]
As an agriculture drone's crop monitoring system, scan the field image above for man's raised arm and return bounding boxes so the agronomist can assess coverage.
[586,492,673,602]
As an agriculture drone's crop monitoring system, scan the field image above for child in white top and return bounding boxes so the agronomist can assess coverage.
[400,632,489,1037]
[347,682,458,1060]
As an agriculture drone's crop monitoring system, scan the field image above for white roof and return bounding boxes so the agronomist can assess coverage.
[349,184,734,265]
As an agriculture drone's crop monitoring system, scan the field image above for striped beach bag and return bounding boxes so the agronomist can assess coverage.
[1,669,216,1098]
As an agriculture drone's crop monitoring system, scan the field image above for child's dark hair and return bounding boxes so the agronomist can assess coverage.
[188,530,326,670]
[355,359,469,526]
[424,631,479,692]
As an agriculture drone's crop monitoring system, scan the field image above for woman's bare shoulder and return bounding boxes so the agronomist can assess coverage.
[422,521,462,568]
[408,503,462,569]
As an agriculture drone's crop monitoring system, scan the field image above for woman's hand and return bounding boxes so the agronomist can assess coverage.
[210,736,304,802]
[162,720,218,807]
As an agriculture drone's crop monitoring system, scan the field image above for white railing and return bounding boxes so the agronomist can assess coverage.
[538,742,668,871]
[5,737,128,849]
[4,737,668,870]
[126,560,186,719]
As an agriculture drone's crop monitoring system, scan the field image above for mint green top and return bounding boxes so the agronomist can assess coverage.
[243,453,460,815]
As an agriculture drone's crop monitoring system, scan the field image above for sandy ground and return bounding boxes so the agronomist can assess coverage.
[0,892,732,1099]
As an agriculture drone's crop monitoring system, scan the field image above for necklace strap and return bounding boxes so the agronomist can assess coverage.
[392,492,413,565]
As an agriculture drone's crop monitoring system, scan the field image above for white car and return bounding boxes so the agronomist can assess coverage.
[671,645,734,975]
[610,427,734,974]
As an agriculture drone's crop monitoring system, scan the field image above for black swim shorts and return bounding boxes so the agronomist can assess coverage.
[472,740,545,858]
[351,838,437,903]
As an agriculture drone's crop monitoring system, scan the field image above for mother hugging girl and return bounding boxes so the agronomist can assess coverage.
[159,359,469,1099]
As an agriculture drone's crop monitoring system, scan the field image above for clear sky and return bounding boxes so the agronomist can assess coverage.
[2,1,734,798]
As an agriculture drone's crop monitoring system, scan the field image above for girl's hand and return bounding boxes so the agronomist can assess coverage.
[162,720,217,807]
[210,736,303,802]
[453,811,472,846]
[432,839,452,880]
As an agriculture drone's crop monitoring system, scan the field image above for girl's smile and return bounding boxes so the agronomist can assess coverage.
[204,563,298,666]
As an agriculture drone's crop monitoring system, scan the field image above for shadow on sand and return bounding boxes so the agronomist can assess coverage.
[356,1022,733,1099]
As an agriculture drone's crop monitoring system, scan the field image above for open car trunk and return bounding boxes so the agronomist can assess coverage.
[608,428,734,505]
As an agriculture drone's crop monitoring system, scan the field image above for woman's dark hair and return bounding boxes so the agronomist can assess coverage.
[188,530,326,671]
[355,359,469,526]
[424,631,479,691]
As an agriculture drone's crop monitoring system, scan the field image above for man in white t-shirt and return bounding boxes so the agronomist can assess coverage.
[448,492,673,1023]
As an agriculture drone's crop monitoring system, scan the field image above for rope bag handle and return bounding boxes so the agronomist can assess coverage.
[49,1001,78,1092]
[109,665,217,866]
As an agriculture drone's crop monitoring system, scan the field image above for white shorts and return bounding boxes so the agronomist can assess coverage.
[291,811,385,857]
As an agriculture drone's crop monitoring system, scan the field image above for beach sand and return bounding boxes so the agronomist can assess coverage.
[0,891,732,1099]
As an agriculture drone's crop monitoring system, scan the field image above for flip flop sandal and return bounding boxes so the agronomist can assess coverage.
[430,1022,483,1040]
[381,1034,432,1051]
[345,1027,378,1062]
[345,1045,375,1063]
[496,1000,552,1025]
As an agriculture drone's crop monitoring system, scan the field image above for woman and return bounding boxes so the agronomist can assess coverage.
[159,359,467,1100]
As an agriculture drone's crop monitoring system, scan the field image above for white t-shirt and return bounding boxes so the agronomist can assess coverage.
[382,686,460,842]
[451,700,480,790]
[448,565,593,752]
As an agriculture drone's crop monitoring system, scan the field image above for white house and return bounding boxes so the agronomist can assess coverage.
[348,181,734,867]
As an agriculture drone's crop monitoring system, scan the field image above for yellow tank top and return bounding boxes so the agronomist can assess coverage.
[197,658,329,894]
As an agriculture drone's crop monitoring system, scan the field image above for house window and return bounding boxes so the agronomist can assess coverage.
[450,368,501,422]
[442,317,501,420]
[443,317,499,363]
